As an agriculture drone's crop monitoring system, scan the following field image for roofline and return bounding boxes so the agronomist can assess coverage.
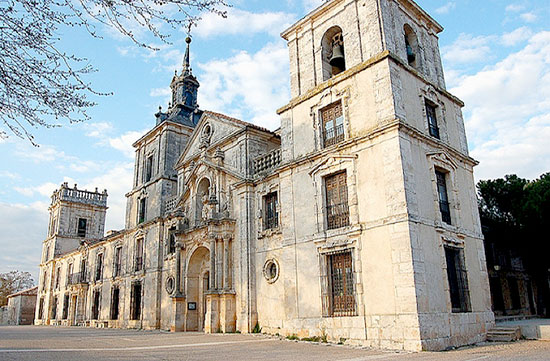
[281,0,443,39]
[132,120,195,148]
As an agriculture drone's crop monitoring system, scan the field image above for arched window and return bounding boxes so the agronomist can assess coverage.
[404,24,419,69]
[322,26,346,81]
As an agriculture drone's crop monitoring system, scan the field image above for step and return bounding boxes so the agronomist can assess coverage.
[487,326,521,342]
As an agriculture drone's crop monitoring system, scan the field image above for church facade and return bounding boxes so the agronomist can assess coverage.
[35,0,494,351]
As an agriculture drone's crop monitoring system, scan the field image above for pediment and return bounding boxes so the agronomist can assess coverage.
[175,111,246,170]
[426,150,459,171]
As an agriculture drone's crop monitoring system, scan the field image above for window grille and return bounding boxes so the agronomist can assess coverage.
[95,254,103,282]
[111,287,120,320]
[263,192,279,230]
[130,282,142,320]
[92,290,100,320]
[327,251,355,317]
[436,170,451,224]
[135,238,144,272]
[77,218,87,238]
[325,172,349,230]
[321,102,345,147]
[426,101,440,139]
[444,246,471,313]
[114,247,122,277]
[138,198,146,224]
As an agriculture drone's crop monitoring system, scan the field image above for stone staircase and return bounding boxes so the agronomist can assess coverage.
[487,326,521,342]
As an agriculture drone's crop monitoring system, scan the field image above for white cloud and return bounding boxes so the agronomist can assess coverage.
[0,202,49,280]
[14,144,74,163]
[501,27,533,46]
[451,31,550,180]
[442,33,495,64]
[520,12,537,23]
[107,129,147,158]
[505,4,525,13]
[198,42,290,130]
[196,8,294,38]
[0,171,20,180]
[435,2,456,15]
[84,122,114,138]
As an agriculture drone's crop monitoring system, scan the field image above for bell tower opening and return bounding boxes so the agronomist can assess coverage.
[404,24,419,69]
[322,26,346,81]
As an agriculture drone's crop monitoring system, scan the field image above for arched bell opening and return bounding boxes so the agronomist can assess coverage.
[185,246,210,331]
[404,24,419,69]
[322,26,346,81]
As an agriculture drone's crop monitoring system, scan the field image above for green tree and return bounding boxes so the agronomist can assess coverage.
[0,271,35,306]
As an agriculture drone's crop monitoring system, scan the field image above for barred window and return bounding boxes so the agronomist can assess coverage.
[92,289,101,320]
[138,198,146,224]
[77,218,87,237]
[263,192,279,230]
[113,247,122,277]
[321,102,345,147]
[130,282,142,320]
[62,294,69,319]
[426,100,440,139]
[135,238,144,272]
[95,253,103,282]
[436,170,451,224]
[111,287,120,320]
[325,172,349,230]
[323,251,355,317]
[445,246,471,313]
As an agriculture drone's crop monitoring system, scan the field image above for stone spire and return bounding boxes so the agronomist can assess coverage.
[182,36,192,77]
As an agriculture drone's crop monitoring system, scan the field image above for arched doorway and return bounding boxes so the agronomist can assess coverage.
[186,246,210,331]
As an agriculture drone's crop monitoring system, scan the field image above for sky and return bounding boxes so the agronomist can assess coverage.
[1,0,549,281]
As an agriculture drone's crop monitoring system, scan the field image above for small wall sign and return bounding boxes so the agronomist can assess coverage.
[188,302,197,310]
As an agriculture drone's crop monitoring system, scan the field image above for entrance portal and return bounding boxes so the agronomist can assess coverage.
[185,247,210,331]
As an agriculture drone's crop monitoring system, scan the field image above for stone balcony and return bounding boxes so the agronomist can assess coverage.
[253,148,281,176]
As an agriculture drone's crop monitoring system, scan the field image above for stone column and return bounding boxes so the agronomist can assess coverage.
[209,235,216,291]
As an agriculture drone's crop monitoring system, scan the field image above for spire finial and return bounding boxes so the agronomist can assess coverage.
[183,24,192,76]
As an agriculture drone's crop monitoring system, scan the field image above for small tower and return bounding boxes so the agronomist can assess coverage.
[43,182,108,261]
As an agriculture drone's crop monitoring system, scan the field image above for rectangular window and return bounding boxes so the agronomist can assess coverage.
[38,298,44,319]
[328,251,355,316]
[114,247,122,277]
[145,155,153,182]
[135,239,144,272]
[426,100,440,139]
[130,282,142,320]
[92,290,101,320]
[51,297,58,320]
[263,192,279,230]
[55,267,60,289]
[445,246,470,313]
[321,102,345,147]
[436,170,452,224]
[110,287,120,320]
[77,218,87,238]
[508,278,521,310]
[325,172,349,230]
[80,259,87,283]
[138,198,146,224]
[66,263,73,286]
[62,294,69,319]
[95,253,103,282]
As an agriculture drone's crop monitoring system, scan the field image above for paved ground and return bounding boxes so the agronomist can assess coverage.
[0,326,549,361]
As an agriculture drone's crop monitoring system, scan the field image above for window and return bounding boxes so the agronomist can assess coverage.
[113,247,122,277]
[55,267,60,289]
[321,102,345,147]
[92,289,101,320]
[77,218,87,237]
[168,229,176,254]
[445,246,470,313]
[322,27,346,80]
[95,253,103,282]
[145,155,153,182]
[38,298,44,319]
[62,294,69,319]
[508,278,521,310]
[110,287,120,320]
[426,100,440,139]
[51,297,58,320]
[66,263,73,286]
[80,259,87,282]
[42,271,48,291]
[263,192,279,230]
[138,198,146,224]
[435,170,451,224]
[327,251,355,316]
[325,172,350,230]
[404,24,419,69]
[130,282,142,320]
[135,238,144,272]
[263,259,279,283]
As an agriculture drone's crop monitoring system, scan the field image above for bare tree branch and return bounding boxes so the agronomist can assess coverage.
[0,0,229,145]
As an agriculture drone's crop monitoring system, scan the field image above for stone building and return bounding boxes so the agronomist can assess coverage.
[1,287,38,325]
[35,0,494,351]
